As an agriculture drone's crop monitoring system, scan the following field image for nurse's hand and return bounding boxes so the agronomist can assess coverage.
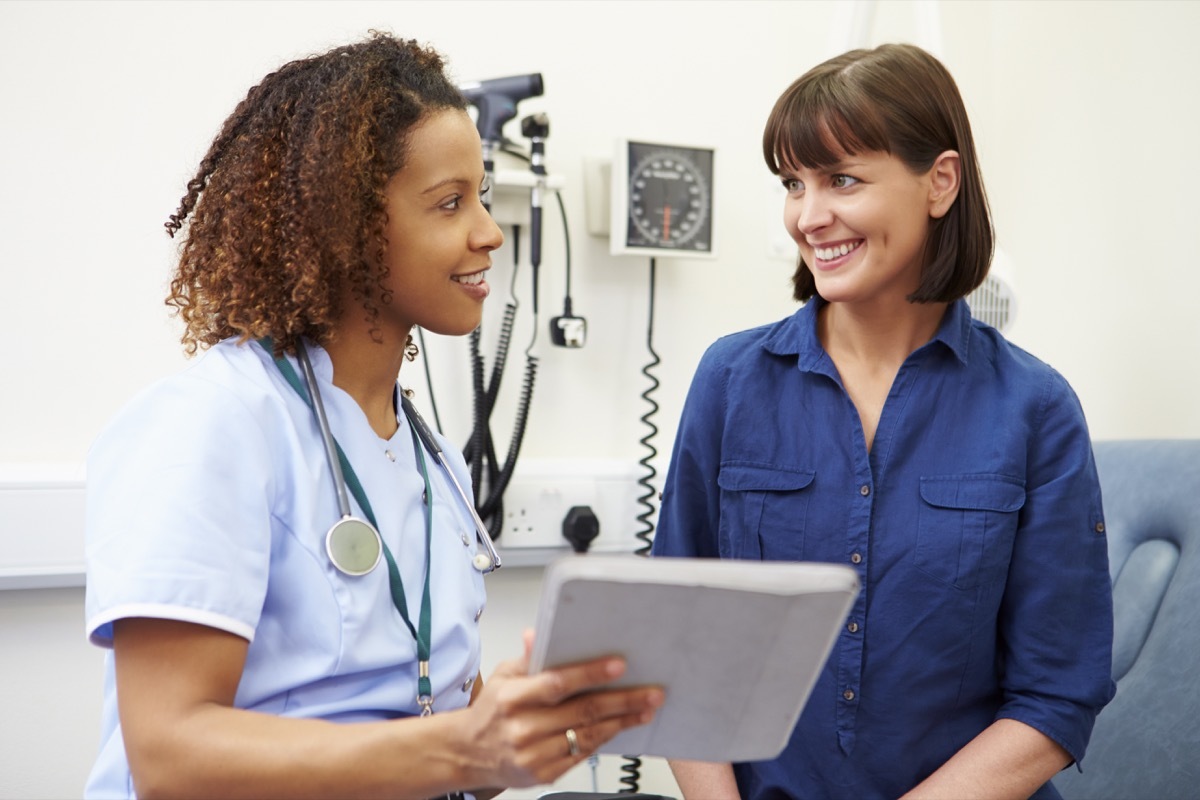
[457,629,664,790]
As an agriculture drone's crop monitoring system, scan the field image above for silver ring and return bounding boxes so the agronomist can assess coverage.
[565,727,580,757]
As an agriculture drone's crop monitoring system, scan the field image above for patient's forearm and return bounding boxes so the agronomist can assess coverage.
[668,758,740,800]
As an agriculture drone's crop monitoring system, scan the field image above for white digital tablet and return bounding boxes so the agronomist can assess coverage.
[528,555,860,762]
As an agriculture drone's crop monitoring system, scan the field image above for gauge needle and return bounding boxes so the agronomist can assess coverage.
[662,204,671,243]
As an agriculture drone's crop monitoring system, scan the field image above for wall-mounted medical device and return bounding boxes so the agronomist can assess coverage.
[610,139,716,258]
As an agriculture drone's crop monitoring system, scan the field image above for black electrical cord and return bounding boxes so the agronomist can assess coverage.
[501,144,576,319]
[464,225,525,536]
[620,257,662,794]
[416,328,443,434]
[463,142,576,536]
[555,189,573,308]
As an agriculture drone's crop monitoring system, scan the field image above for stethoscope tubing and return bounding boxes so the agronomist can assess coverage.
[401,394,503,572]
[297,342,354,520]
[294,339,501,574]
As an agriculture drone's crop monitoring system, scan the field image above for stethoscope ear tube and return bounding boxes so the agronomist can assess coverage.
[297,341,354,521]
[401,394,503,573]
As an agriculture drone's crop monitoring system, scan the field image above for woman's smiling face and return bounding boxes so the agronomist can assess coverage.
[781,149,946,307]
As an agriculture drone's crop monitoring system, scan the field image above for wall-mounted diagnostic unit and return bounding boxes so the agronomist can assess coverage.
[610,139,715,258]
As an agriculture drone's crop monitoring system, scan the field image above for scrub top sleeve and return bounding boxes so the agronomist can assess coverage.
[653,340,731,560]
[995,371,1115,763]
[85,373,277,647]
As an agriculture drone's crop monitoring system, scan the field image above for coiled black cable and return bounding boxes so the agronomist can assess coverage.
[618,755,644,794]
[478,354,538,525]
[463,218,542,537]
[634,257,661,557]
[620,257,662,793]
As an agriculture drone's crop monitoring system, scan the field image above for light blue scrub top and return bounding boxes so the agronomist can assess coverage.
[84,338,487,798]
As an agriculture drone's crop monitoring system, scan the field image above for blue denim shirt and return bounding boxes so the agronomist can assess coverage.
[652,298,1115,799]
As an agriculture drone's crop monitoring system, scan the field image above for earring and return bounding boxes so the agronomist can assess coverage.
[404,333,419,362]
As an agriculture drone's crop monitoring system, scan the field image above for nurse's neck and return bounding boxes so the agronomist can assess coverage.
[321,330,407,440]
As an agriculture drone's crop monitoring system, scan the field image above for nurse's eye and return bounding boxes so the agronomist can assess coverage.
[831,174,860,189]
[781,178,804,194]
[439,194,463,211]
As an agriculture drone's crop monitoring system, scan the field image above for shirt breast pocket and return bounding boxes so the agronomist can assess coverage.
[916,475,1025,589]
[717,462,816,561]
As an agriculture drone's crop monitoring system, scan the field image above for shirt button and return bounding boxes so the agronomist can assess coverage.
[859,484,870,496]
[460,531,470,546]
[1095,521,1106,534]
[843,689,856,701]
[474,606,484,622]
[847,621,859,633]
[385,449,396,462]
[462,676,476,693]
[850,552,862,564]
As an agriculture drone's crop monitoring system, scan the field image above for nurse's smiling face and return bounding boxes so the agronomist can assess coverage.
[373,109,503,343]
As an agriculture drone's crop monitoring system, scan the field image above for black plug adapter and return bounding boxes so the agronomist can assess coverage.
[562,505,600,553]
[550,297,586,348]
[550,315,587,347]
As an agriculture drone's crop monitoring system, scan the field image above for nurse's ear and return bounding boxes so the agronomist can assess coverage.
[927,150,961,220]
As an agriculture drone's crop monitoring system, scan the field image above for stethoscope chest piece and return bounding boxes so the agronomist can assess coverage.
[326,515,383,576]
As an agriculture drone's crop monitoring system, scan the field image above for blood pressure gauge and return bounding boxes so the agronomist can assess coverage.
[611,139,715,258]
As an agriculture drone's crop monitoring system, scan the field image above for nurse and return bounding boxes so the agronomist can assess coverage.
[652,44,1114,799]
[84,32,661,799]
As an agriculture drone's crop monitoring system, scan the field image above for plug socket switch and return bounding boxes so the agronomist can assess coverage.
[562,505,600,553]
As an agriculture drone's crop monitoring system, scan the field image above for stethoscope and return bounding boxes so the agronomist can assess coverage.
[265,338,501,720]
[267,338,503,577]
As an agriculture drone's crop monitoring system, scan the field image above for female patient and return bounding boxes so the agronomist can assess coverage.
[84,32,660,799]
[652,44,1113,799]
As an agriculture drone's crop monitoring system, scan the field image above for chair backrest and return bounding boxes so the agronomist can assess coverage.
[1055,439,1200,799]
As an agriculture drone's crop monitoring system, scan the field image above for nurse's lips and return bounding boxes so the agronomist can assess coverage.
[452,268,490,299]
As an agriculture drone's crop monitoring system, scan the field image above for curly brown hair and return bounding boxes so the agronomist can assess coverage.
[165,31,467,356]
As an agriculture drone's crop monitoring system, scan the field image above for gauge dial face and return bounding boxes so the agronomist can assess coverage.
[624,142,713,253]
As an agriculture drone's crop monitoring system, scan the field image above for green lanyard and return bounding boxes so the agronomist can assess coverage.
[262,339,437,715]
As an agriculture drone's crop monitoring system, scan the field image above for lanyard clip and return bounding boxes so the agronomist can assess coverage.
[417,694,434,717]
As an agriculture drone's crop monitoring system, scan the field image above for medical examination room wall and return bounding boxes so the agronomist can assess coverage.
[2,1,1198,797]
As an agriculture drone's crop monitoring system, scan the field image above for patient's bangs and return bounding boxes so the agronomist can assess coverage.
[766,81,891,173]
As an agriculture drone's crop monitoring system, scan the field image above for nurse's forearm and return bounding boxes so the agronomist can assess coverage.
[900,718,1072,800]
[113,617,481,799]
[668,758,741,800]
[114,618,662,798]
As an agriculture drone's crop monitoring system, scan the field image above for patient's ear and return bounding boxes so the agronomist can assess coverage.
[928,150,961,220]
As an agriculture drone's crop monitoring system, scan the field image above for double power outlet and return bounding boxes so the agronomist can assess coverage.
[492,458,650,562]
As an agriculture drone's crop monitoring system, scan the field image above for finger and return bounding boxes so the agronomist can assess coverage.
[522,628,536,658]
[488,653,529,680]
[504,684,664,746]
[529,707,660,778]
[560,685,664,729]
[528,656,628,706]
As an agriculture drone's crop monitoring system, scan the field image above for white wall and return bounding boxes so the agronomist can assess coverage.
[2,1,1198,797]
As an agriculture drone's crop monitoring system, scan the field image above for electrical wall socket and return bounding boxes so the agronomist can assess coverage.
[494,458,650,558]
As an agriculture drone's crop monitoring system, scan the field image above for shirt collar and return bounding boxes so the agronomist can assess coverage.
[762,297,973,368]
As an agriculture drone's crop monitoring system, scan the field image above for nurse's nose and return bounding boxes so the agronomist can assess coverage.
[471,207,504,252]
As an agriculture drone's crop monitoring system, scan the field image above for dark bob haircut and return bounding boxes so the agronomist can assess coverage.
[762,43,993,304]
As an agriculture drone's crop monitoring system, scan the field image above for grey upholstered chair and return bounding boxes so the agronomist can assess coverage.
[1055,439,1200,799]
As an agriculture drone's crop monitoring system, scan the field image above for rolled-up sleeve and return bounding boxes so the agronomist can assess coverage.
[996,370,1116,764]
